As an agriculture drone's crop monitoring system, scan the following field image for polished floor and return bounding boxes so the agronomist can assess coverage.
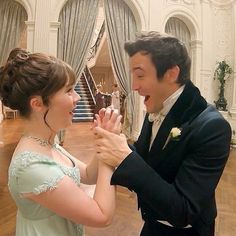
[0,118,236,236]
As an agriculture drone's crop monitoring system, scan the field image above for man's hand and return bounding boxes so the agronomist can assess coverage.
[94,127,132,168]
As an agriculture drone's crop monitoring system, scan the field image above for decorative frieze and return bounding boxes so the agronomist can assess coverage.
[166,0,194,5]
[213,8,233,63]
[211,0,234,6]
[164,0,196,11]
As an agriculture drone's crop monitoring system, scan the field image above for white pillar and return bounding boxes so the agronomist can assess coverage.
[229,2,236,120]
[200,0,213,100]
[33,0,50,53]
[148,0,162,30]
[49,22,61,56]
[25,21,35,52]
[0,101,3,123]
[190,40,202,89]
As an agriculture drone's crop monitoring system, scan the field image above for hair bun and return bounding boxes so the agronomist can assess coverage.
[7,49,29,68]
[7,48,29,61]
[0,48,29,108]
[13,52,29,63]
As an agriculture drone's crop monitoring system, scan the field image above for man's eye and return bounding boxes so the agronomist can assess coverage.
[136,74,144,78]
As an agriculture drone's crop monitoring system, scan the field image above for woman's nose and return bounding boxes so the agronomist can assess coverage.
[74,90,81,102]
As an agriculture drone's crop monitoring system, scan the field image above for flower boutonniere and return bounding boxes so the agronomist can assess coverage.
[170,127,181,141]
[163,127,182,150]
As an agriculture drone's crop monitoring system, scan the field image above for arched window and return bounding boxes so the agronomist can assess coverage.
[165,16,195,82]
[165,17,191,54]
[0,0,27,65]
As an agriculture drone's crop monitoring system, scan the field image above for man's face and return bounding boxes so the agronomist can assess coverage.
[129,52,173,113]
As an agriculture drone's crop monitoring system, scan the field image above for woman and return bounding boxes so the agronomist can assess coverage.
[94,84,105,118]
[0,48,121,236]
[110,83,120,114]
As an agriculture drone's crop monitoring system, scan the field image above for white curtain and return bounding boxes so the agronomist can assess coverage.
[104,0,140,141]
[57,0,99,80]
[165,17,191,53]
[0,0,27,65]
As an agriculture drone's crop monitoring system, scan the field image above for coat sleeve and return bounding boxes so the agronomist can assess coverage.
[111,116,231,227]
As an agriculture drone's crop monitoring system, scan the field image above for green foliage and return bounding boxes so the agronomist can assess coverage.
[214,60,233,86]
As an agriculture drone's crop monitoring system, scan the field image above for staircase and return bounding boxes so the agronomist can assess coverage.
[73,73,95,122]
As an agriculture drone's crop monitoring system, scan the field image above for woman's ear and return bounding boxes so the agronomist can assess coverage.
[29,96,45,112]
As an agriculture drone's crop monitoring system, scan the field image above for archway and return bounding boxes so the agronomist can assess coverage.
[163,12,201,85]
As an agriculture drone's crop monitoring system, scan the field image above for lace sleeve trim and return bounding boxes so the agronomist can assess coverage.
[32,174,64,195]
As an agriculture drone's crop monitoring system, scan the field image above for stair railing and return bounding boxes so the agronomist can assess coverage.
[88,21,105,61]
[83,66,96,105]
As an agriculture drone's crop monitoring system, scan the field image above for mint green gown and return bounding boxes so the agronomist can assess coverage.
[8,144,84,236]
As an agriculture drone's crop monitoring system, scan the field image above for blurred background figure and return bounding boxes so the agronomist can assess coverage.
[110,83,120,113]
[57,129,66,146]
[94,84,105,117]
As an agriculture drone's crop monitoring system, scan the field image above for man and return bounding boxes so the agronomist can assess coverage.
[94,32,231,236]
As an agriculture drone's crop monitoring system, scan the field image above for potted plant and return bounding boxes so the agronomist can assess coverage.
[214,60,233,111]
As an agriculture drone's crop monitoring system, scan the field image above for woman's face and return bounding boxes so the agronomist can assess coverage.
[45,82,80,132]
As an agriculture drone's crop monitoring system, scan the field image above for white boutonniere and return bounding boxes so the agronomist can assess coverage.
[170,127,181,141]
[162,127,182,149]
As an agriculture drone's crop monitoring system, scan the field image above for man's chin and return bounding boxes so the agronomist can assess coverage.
[145,107,154,114]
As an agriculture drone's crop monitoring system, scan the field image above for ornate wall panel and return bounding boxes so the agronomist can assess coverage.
[213,6,233,108]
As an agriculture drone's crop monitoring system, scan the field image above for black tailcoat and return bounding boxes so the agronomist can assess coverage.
[111,81,231,236]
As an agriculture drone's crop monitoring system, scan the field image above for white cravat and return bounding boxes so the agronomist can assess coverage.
[149,85,185,150]
[149,113,165,149]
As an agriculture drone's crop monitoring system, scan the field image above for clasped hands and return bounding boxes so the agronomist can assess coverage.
[93,108,132,168]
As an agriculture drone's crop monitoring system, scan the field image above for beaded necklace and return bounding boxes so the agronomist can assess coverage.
[23,135,51,146]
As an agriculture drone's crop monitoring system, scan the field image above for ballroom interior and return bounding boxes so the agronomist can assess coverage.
[0,0,236,235]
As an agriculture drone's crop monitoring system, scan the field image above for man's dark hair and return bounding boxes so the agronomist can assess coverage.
[124,31,191,85]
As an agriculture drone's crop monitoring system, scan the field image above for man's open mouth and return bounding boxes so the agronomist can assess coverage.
[144,95,150,102]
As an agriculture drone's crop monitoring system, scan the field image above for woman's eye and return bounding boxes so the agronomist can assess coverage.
[67,88,73,94]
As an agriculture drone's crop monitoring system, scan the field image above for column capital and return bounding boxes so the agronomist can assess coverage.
[190,40,202,47]
[25,21,35,27]
[50,22,61,28]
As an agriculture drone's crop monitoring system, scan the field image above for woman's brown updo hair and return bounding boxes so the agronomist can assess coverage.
[0,48,76,117]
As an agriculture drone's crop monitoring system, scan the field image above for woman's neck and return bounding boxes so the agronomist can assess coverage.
[23,119,57,145]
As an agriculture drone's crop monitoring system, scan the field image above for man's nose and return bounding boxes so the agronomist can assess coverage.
[132,79,139,91]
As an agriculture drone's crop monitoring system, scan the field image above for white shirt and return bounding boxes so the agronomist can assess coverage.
[149,85,185,150]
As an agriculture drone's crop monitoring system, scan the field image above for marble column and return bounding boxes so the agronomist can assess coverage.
[25,21,35,52]
[0,101,3,123]
[200,0,213,100]
[49,22,61,56]
[229,1,236,120]
[33,0,50,53]
[190,40,202,90]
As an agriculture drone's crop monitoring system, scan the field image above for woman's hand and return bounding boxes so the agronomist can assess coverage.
[94,107,122,135]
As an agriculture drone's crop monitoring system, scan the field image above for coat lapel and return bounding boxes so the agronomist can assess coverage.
[147,81,207,164]
[135,114,153,158]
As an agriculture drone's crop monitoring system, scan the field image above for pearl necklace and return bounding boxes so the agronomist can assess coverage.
[23,135,51,146]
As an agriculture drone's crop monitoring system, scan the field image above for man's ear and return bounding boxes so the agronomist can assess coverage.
[165,65,180,83]
[29,96,45,112]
